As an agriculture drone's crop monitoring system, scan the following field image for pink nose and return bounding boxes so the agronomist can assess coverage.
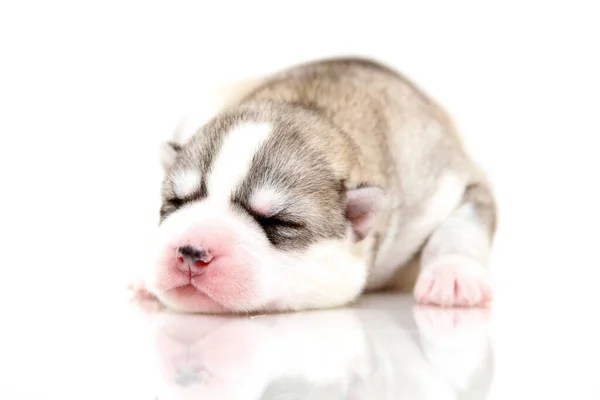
[176,245,213,276]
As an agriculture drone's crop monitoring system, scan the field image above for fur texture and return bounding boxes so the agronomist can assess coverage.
[134,57,497,313]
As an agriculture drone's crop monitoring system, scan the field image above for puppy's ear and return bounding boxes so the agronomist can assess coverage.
[345,186,387,241]
[159,142,181,173]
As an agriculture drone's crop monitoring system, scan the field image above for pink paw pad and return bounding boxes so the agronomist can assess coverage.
[414,256,493,307]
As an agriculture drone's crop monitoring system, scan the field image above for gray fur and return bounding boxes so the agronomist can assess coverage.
[160,57,496,289]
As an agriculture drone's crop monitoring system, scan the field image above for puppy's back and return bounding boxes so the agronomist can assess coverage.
[239,57,474,199]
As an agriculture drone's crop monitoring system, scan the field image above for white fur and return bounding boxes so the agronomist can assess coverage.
[265,234,368,311]
[367,173,466,289]
[172,169,201,199]
[207,122,272,203]
[420,203,491,267]
[249,187,287,216]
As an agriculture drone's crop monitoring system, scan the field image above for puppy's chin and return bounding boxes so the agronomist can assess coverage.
[154,286,231,314]
[147,203,368,314]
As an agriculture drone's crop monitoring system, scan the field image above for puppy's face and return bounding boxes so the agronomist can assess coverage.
[146,110,385,314]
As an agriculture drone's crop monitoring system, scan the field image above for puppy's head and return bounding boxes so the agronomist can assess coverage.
[147,106,386,313]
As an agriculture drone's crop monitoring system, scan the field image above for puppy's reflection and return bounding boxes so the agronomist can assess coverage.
[145,297,494,400]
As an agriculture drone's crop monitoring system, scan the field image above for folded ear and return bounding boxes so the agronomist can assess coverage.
[345,186,388,241]
[159,141,181,173]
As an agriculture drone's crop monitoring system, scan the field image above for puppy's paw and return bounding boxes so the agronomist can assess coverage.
[128,279,164,312]
[414,256,493,307]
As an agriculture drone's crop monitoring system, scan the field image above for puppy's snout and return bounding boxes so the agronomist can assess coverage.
[176,245,213,276]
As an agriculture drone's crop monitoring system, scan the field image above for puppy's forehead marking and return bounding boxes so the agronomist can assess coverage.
[249,187,287,216]
[207,122,272,202]
[172,169,201,198]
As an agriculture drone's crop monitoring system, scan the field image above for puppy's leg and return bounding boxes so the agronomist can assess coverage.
[414,182,497,307]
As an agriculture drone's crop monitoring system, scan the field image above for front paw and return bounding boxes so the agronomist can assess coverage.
[128,279,164,312]
[414,256,493,307]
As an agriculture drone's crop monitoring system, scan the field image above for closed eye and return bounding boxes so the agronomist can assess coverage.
[252,213,306,245]
[167,197,184,208]
[233,200,304,230]
[254,214,305,230]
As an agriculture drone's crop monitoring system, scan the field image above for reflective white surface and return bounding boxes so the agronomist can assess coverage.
[1,1,600,399]
[143,297,494,400]
[4,293,498,400]
[3,291,600,399]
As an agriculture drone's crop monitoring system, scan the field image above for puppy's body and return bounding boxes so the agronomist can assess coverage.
[139,58,496,313]
[241,59,495,290]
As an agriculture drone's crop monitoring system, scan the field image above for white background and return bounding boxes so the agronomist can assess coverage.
[0,1,599,398]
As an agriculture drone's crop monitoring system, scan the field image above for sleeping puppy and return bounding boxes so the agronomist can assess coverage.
[132,57,497,314]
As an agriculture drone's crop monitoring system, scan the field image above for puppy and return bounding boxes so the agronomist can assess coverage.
[133,57,497,314]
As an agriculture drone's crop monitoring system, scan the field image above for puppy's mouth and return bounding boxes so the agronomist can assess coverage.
[170,283,208,297]
[165,284,228,313]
